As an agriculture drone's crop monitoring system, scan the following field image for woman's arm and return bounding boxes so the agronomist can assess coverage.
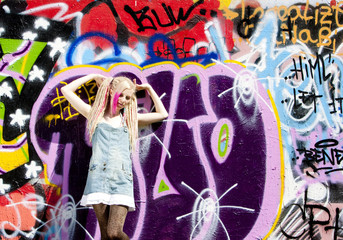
[137,83,168,126]
[61,74,105,118]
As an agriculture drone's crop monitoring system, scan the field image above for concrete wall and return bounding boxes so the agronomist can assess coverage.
[0,0,341,239]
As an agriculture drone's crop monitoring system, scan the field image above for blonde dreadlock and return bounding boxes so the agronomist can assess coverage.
[86,76,138,151]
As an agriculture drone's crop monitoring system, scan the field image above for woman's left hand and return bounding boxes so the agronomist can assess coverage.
[134,79,151,91]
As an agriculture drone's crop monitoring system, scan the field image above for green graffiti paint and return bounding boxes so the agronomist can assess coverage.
[218,123,229,157]
[0,39,46,80]
[158,179,170,193]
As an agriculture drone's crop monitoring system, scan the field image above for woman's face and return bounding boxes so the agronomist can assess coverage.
[110,80,134,112]
[117,87,134,109]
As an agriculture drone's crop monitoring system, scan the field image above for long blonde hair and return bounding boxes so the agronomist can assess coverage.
[87,76,138,151]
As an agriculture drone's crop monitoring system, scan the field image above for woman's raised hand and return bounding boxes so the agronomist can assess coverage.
[134,79,151,91]
[135,78,169,125]
[92,74,106,87]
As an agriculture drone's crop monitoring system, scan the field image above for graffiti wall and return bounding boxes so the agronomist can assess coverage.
[0,0,342,239]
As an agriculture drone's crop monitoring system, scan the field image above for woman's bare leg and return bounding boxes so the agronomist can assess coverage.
[107,205,129,240]
[93,204,110,240]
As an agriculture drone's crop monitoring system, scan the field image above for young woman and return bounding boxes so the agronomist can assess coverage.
[61,73,168,240]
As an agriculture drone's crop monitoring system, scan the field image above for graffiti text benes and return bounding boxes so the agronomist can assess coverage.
[297,139,343,175]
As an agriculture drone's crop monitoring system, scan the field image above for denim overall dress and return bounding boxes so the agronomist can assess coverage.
[80,121,135,211]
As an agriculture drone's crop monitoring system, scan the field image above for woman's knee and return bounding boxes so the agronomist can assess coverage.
[107,228,124,240]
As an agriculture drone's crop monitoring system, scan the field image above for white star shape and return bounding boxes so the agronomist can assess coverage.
[9,109,30,127]
[28,65,45,82]
[22,31,38,41]
[34,18,50,30]
[25,161,42,179]
[47,37,67,58]
[0,82,13,98]
[0,178,10,194]
[0,27,5,37]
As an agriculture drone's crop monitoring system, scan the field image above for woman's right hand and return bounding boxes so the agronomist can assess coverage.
[61,73,107,118]
[92,74,106,87]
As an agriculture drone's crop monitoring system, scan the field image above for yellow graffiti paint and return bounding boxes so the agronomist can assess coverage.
[54,60,245,78]
[218,0,240,21]
[43,164,61,195]
[0,140,29,171]
[0,106,29,171]
[217,0,231,10]
[222,8,239,20]
[263,90,285,240]
[223,59,246,68]
[45,114,61,128]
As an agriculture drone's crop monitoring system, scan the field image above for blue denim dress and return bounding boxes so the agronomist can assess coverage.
[80,122,135,211]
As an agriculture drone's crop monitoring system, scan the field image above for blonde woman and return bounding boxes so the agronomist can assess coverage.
[61,73,168,240]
